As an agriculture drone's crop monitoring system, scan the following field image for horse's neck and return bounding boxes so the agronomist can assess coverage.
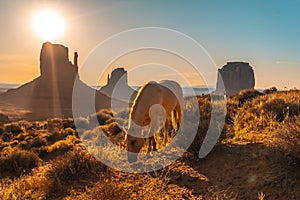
[130,98,150,126]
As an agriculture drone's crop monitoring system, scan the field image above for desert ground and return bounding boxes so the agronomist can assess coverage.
[0,89,299,200]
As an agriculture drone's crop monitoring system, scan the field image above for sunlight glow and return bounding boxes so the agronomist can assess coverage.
[33,10,64,41]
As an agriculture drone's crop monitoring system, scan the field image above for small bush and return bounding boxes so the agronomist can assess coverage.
[89,109,114,126]
[47,118,63,133]
[263,86,277,94]
[4,123,23,135]
[89,180,130,200]
[62,118,75,129]
[47,140,73,154]
[262,98,287,121]
[74,117,89,132]
[45,148,103,193]
[274,115,300,163]
[0,149,41,173]
[234,89,262,106]
[1,132,13,142]
[64,127,76,136]
[28,136,48,148]
[47,131,65,144]
[101,122,123,136]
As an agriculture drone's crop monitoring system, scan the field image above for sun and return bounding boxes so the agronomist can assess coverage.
[33,10,65,41]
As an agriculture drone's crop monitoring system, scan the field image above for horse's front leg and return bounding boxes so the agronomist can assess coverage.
[151,136,157,151]
[148,118,158,152]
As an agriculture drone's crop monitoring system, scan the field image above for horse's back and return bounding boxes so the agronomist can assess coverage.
[137,80,183,106]
[159,80,183,102]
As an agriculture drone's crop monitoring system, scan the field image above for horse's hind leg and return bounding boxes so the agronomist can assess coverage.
[148,138,152,152]
[163,117,170,144]
[175,103,182,131]
[151,136,157,151]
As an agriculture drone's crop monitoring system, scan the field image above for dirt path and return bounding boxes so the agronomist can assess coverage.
[166,144,300,199]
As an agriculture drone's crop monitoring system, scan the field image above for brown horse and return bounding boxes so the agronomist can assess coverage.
[126,80,183,162]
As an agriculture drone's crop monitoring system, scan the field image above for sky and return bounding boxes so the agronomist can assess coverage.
[0,0,299,89]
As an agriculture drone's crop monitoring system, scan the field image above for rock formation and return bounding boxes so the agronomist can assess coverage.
[99,67,137,102]
[0,42,113,120]
[216,62,255,96]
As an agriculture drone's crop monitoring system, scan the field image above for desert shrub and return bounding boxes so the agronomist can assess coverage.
[24,135,34,141]
[1,148,14,157]
[28,136,48,148]
[15,132,31,141]
[88,179,130,200]
[0,141,10,152]
[47,140,73,154]
[233,89,262,106]
[228,90,300,143]
[47,118,63,133]
[74,117,89,132]
[81,129,96,140]
[100,169,172,200]
[62,118,75,129]
[0,149,41,174]
[101,122,123,136]
[89,109,114,126]
[4,123,23,135]
[45,148,103,193]
[47,130,66,144]
[64,127,76,136]
[263,86,278,94]
[273,115,300,164]
[31,121,42,130]
[1,132,13,142]
[9,140,19,148]
[20,141,29,149]
[16,120,33,131]
[81,125,122,146]
[262,98,288,121]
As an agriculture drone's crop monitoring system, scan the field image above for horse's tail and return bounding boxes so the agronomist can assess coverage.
[172,103,182,132]
[174,85,183,131]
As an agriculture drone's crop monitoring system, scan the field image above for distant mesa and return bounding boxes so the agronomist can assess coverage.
[0,42,113,120]
[99,67,137,102]
[216,62,255,96]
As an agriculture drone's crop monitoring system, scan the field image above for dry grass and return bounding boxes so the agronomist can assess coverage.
[273,115,300,163]
[0,89,299,199]
[0,149,41,174]
[225,89,300,144]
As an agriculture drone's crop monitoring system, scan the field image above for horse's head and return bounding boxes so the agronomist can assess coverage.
[126,125,144,163]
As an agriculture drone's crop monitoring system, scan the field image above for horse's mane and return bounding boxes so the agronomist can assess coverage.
[130,81,157,120]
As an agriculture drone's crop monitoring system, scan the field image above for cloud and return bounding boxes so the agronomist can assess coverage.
[275,61,299,65]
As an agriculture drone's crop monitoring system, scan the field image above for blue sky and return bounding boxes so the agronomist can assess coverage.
[0,0,299,89]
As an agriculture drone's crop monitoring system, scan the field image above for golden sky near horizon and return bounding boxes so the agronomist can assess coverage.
[1,1,300,89]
